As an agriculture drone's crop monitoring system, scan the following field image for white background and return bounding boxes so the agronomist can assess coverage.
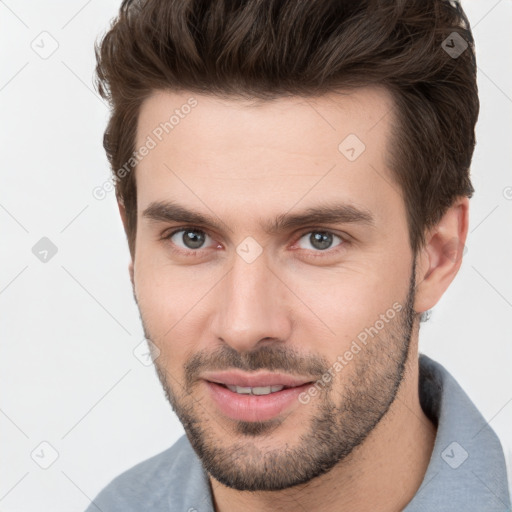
[1,1,511,510]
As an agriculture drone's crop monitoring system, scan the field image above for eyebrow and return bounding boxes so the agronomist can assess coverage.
[142,200,375,234]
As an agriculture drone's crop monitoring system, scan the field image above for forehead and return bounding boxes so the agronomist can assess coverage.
[136,86,395,156]
[134,86,403,232]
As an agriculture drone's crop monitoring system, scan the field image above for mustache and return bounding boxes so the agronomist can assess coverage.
[184,344,330,388]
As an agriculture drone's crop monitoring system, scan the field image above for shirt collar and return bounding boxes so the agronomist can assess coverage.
[403,353,510,511]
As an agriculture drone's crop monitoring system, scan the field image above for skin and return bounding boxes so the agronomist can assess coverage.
[119,86,469,512]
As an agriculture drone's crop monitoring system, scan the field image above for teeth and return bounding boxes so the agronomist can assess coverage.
[226,385,285,395]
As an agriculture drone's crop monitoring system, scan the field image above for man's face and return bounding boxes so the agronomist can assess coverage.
[131,87,419,491]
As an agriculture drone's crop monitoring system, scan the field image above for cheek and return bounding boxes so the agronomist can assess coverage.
[134,245,200,320]
[134,256,214,370]
[287,265,408,352]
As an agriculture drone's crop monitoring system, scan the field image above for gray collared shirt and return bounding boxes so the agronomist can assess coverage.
[85,354,511,511]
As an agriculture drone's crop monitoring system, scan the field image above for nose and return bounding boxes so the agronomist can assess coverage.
[211,248,292,353]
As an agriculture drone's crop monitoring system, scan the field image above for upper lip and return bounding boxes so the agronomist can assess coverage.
[202,371,314,388]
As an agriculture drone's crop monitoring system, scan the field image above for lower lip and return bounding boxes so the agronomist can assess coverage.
[204,380,312,422]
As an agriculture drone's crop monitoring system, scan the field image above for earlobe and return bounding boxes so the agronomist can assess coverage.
[413,197,469,314]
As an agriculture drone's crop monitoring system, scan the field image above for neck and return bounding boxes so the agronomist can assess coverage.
[209,343,437,512]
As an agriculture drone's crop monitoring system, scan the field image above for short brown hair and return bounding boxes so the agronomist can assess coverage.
[94,0,478,258]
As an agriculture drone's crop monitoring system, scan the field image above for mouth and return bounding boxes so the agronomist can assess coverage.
[211,382,302,395]
[202,372,315,422]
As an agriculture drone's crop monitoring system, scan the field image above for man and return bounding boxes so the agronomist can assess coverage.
[87,0,510,510]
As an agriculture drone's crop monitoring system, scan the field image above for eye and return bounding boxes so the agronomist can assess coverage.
[164,227,215,254]
[162,227,347,258]
[294,230,345,253]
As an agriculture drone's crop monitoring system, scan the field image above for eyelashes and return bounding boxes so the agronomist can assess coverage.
[162,226,348,258]
[295,231,345,253]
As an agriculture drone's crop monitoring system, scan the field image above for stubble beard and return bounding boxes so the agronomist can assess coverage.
[146,261,418,491]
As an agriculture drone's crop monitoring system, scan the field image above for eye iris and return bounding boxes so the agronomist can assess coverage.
[183,230,205,249]
[178,231,336,251]
[310,232,333,250]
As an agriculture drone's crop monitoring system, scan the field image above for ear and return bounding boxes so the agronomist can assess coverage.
[414,197,469,314]
[117,199,134,286]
